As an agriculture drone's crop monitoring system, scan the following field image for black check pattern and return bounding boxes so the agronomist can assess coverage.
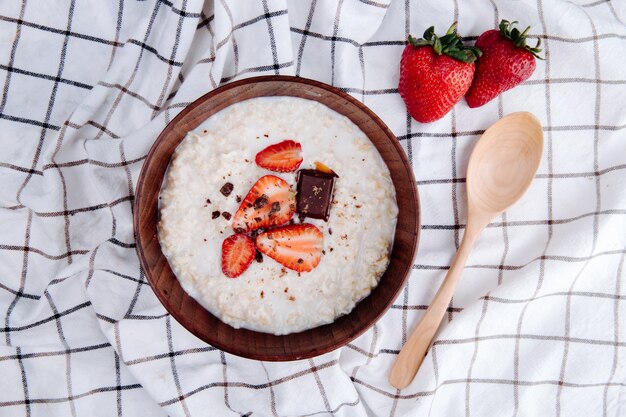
[1,0,625,416]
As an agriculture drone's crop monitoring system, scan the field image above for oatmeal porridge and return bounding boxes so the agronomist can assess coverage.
[158,96,398,335]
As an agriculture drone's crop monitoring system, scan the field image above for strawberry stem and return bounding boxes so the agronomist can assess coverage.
[498,19,545,60]
[407,22,482,64]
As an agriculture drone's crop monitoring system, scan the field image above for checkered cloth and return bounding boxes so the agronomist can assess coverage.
[1,0,625,416]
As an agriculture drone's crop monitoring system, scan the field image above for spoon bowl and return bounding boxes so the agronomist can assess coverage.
[467,112,544,219]
[389,112,543,389]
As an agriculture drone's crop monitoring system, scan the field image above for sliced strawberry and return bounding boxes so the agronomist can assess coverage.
[255,224,323,272]
[232,175,296,232]
[255,140,303,172]
[221,234,255,278]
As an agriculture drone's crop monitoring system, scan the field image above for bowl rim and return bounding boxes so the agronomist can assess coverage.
[134,75,420,361]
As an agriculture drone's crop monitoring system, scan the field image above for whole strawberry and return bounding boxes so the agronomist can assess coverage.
[465,20,543,108]
[399,23,481,123]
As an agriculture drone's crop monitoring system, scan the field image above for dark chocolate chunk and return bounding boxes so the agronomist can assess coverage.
[236,195,242,203]
[296,169,336,221]
[220,182,233,196]
[206,198,211,204]
[222,211,232,220]
[253,194,269,209]
[212,211,221,219]
[269,201,281,215]
[255,251,263,263]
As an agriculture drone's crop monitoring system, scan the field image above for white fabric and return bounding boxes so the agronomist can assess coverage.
[0,0,625,416]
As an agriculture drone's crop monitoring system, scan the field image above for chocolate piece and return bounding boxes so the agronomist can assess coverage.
[255,251,263,263]
[222,211,232,220]
[253,195,269,209]
[236,195,242,203]
[296,169,337,221]
[220,182,233,196]
[211,211,221,219]
[269,202,281,215]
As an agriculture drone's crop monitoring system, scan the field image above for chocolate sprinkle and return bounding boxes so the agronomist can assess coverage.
[220,182,233,196]
[222,211,232,220]
[269,201,281,214]
[211,211,220,219]
[253,195,269,209]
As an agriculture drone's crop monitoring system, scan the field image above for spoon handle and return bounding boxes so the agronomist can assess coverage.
[389,227,479,389]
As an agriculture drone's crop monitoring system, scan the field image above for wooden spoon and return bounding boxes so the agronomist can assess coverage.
[389,112,544,389]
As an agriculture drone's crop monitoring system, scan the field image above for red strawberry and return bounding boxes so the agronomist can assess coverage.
[255,224,323,272]
[221,234,255,278]
[232,175,296,232]
[399,23,481,123]
[465,20,543,108]
[255,140,303,172]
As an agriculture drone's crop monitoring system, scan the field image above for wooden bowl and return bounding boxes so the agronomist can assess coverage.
[134,75,420,361]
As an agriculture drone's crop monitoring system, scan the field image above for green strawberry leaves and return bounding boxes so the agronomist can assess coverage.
[499,20,544,59]
[408,20,544,63]
[407,22,482,64]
